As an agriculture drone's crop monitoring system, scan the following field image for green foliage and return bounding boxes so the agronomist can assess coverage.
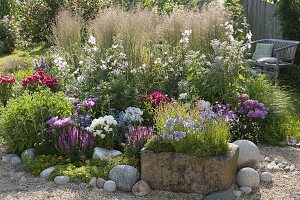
[0,89,72,153]
[155,102,230,157]
[144,135,176,153]
[277,0,300,41]
[48,155,139,182]
[0,18,16,54]
[245,76,296,145]
[224,0,248,40]
[24,154,68,176]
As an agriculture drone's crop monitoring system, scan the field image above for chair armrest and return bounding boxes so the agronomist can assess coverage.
[274,43,299,52]
[250,39,268,44]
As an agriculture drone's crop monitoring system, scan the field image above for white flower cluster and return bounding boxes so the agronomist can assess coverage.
[86,115,117,138]
[123,107,144,124]
[54,55,68,71]
[85,35,99,52]
[178,93,188,100]
[180,30,192,45]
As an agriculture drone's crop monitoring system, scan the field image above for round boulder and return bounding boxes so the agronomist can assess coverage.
[108,165,140,192]
[132,180,151,196]
[96,178,106,188]
[21,148,35,161]
[233,140,260,169]
[260,172,272,182]
[54,175,70,185]
[237,167,260,189]
[10,156,22,165]
[104,180,117,192]
[40,166,57,178]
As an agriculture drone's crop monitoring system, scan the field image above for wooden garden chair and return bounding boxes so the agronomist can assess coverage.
[248,39,300,78]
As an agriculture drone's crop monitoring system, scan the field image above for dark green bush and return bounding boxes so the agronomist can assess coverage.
[0,19,16,54]
[277,0,300,41]
[0,89,72,153]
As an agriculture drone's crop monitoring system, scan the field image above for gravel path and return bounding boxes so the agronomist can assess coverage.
[1,144,299,200]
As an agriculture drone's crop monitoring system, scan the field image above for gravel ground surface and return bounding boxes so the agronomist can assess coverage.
[0,144,299,200]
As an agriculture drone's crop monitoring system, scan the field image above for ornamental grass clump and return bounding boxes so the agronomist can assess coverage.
[155,102,230,157]
[0,76,16,107]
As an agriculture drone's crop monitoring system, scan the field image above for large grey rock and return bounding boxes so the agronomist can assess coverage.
[237,167,260,189]
[2,154,18,162]
[204,189,235,200]
[92,147,122,160]
[103,180,117,192]
[40,166,57,178]
[109,165,140,192]
[21,148,35,161]
[233,140,260,169]
[141,143,239,194]
[10,156,22,165]
[260,172,272,182]
[132,180,151,196]
[54,175,70,185]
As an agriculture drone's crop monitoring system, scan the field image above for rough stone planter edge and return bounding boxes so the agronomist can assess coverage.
[141,143,239,195]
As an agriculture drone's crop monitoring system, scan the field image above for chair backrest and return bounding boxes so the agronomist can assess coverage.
[256,39,300,61]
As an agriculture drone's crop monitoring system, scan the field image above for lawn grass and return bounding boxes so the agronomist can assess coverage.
[0,43,48,69]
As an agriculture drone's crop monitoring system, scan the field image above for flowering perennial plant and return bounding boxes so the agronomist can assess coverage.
[0,76,16,106]
[45,116,94,157]
[156,102,229,157]
[34,56,48,72]
[141,91,170,107]
[230,94,269,143]
[118,107,144,126]
[21,70,58,91]
[86,115,117,138]
[125,126,154,157]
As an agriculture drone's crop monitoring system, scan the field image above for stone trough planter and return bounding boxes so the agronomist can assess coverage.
[141,143,239,195]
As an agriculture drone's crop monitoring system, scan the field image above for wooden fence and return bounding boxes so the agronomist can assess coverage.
[241,0,282,40]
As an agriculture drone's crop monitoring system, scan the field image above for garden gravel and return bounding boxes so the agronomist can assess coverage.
[1,144,299,200]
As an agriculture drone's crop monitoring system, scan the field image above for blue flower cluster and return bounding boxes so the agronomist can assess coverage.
[75,114,92,130]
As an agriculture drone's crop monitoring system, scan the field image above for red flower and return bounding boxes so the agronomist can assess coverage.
[141,91,170,107]
[21,70,59,91]
[0,76,16,84]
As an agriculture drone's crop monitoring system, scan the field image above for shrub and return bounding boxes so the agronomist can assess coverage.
[0,17,16,54]
[0,89,72,153]
[0,76,16,107]
[245,76,296,145]
[277,0,300,41]
[48,155,139,182]
[24,154,68,176]
[144,135,176,153]
[155,102,230,157]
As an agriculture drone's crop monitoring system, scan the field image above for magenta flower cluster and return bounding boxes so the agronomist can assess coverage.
[126,126,154,150]
[56,127,94,151]
[46,117,74,128]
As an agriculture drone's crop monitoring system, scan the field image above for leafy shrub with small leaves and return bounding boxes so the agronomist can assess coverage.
[0,89,72,153]
[24,154,68,176]
[144,135,176,153]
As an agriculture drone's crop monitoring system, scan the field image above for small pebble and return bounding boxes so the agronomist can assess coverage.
[270,161,276,166]
[283,175,289,179]
[277,163,284,168]
[267,164,274,171]
[284,166,290,172]
[240,186,252,195]
[264,157,271,162]
[290,164,296,172]
[233,190,242,197]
